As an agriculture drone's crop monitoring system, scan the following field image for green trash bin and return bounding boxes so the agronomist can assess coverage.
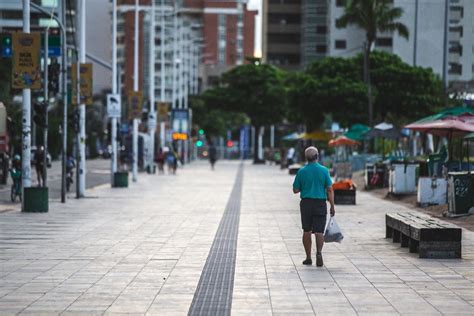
[448,172,474,215]
[23,187,48,212]
[113,171,129,188]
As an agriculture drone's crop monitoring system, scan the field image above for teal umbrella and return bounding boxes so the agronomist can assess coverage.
[412,106,474,124]
[344,124,370,141]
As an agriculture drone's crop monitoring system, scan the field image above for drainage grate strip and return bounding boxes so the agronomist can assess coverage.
[188,164,244,316]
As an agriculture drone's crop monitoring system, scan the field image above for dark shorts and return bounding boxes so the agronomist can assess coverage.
[300,198,327,233]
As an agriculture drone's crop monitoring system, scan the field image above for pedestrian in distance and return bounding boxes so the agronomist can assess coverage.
[166,147,178,175]
[293,146,335,267]
[286,146,295,168]
[155,147,165,174]
[208,142,217,170]
[34,146,45,187]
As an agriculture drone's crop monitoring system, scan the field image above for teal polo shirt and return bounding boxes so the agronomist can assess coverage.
[293,162,332,199]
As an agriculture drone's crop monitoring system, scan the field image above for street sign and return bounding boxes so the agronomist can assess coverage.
[12,32,42,89]
[128,91,143,120]
[71,63,93,105]
[107,93,121,118]
[2,33,61,58]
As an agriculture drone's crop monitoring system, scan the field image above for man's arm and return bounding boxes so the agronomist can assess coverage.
[293,188,300,194]
[326,186,335,216]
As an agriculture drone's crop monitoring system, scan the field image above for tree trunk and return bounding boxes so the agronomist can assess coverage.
[253,125,264,164]
[364,42,373,128]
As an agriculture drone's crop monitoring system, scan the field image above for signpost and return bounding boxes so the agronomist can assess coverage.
[71,63,93,105]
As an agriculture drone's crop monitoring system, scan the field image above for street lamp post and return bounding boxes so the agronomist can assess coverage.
[132,0,139,182]
[21,0,32,210]
[77,0,86,197]
[159,0,166,149]
[111,0,118,185]
[148,0,156,172]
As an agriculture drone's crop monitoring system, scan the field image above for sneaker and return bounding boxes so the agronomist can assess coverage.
[316,253,323,267]
[302,258,312,265]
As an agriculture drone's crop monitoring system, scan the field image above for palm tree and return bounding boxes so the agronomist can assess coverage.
[336,0,409,127]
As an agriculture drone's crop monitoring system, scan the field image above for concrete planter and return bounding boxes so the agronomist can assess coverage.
[22,187,48,212]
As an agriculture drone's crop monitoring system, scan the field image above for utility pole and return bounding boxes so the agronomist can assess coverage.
[111,0,118,185]
[132,0,139,182]
[21,0,32,208]
[43,31,49,187]
[172,2,178,110]
[442,0,449,93]
[160,0,166,149]
[77,0,86,197]
[413,0,419,66]
[148,0,156,172]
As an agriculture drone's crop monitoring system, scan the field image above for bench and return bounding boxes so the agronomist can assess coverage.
[385,212,462,259]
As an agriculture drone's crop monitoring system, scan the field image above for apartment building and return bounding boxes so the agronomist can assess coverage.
[264,0,474,89]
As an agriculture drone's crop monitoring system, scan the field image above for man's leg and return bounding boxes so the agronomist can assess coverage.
[315,233,324,253]
[302,231,312,261]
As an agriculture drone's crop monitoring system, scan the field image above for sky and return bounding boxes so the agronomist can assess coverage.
[247,0,262,57]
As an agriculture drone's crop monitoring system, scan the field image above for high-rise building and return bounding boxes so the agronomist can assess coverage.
[262,0,302,71]
[264,0,474,90]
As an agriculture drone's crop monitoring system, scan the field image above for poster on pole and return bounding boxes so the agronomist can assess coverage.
[128,91,143,120]
[157,102,169,121]
[71,63,93,105]
[12,32,41,89]
[171,109,189,134]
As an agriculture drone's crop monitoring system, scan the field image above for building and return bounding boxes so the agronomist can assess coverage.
[262,0,302,71]
[115,0,256,110]
[264,0,474,90]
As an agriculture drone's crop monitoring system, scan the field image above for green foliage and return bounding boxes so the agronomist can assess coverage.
[336,0,409,46]
[207,63,288,127]
[190,95,249,138]
[287,51,443,129]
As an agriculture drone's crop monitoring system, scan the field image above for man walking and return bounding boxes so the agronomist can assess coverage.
[293,146,335,267]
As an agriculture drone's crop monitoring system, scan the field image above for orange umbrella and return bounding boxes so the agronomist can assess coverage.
[328,136,361,147]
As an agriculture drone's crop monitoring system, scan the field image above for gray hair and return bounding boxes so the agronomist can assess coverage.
[305,146,319,162]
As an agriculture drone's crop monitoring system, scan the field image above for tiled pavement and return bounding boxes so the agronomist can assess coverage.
[0,161,473,315]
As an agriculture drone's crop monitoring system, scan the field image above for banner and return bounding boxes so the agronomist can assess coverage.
[71,63,93,105]
[12,32,41,89]
[128,91,143,120]
[157,102,169,121]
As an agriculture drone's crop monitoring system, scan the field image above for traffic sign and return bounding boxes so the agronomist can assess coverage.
[107,94,121,118]
[148,112,157,129]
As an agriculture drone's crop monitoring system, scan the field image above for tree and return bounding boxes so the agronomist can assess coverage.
[203,64,287,162]
[336,0,409,127]
[287,60,368,130]
[190,95,249,139]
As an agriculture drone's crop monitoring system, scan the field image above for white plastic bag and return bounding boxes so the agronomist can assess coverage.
[324,217,344,243]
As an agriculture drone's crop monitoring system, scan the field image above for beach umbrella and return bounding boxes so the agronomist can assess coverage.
[282,132,301,141]
[412,106,474,125]
[344,124,370,141]
[300,130,333,142]
[328,136,361,147]
[406,116,474,161]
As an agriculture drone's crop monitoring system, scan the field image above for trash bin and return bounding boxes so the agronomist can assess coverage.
[23,187,48,212]
[113,171,129,188]
[389,163,419,194]
[447,172,474,216]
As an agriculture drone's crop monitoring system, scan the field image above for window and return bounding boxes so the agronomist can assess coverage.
[376,37,393,47]
[335,40,346,49]
[316,45,327,53]
[448,62,462,75]
[336,0,346,7]
[316,26,327,34]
